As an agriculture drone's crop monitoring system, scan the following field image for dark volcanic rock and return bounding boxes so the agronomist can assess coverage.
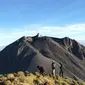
[52,37,85,60]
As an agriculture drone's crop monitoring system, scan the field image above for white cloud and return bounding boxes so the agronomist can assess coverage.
[0,24,85,46]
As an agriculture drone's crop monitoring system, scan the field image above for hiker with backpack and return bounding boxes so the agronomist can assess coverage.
[59,62,63,77]
[51,60,56,76]
[37,66,45,75]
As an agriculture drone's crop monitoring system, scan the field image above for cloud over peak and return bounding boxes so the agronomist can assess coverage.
[0,23,85,46]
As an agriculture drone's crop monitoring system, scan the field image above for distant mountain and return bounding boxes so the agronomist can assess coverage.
[0,34,85,81]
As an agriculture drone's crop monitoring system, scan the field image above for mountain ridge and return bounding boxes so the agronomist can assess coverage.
[0,34,85,80]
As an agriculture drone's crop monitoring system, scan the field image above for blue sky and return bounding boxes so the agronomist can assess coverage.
[0,0,85,46]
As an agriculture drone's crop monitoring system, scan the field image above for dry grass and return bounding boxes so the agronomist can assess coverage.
[0,72,85,85]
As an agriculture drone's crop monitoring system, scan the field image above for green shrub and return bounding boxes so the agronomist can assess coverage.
[12,79,20,85]
[0,74,3,78]
[17,71,25,77]
[4,80,12,85]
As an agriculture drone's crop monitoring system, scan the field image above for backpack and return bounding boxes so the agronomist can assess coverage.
[39,66,44,71]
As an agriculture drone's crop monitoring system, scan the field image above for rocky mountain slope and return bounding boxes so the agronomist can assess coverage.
[0,34,85,80]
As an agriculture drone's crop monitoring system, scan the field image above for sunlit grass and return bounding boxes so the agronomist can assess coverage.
[0,72,85,85]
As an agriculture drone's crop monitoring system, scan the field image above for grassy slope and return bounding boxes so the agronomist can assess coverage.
[0,72,85,85]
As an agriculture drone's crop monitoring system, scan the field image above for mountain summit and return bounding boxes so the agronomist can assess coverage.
[0,34,85,80]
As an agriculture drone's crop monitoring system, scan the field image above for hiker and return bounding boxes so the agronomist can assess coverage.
[59,62,63,77]
[37,66,45,75]
[51,60,56,76]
